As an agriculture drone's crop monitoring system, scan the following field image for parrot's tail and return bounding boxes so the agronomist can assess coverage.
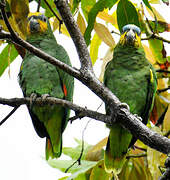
[45,137,62,160]
[104,125,132,175]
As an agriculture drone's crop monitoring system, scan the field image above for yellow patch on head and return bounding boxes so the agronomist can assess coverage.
[27,12,48,35]
[119,31,141,47]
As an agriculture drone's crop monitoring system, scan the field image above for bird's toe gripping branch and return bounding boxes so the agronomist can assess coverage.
[30,93,37,109]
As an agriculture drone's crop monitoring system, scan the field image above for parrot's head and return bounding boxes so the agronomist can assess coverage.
[27,12,49,35]
[119,24,141,47]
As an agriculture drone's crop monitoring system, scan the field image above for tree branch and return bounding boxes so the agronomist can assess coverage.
[54,0,93,71]
[44,0,62,24]
[142,34,170,44]
[0,0,170,155]
[0,97,111,124]
[0,96,170,155]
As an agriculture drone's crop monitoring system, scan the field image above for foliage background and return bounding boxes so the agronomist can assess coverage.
[0,0,169,179]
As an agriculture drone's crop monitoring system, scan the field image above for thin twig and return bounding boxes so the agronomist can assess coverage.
[134,145,147,152]
[156,69,170,73]
[0,106,20,126]
[164,131,170,138]
[141,34,170,44]
[126,153,147,159]
[158,86,170,93]
[44,0,62,24]
[37,0,41,12]
[65,119,91,173]
[111,30,120,36]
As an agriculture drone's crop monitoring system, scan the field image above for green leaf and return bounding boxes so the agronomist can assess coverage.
[148,38,166,64]
[81,0,96,20]
[71,0,81,14]
[48,159,97,179]
[62,138,92,160]
[34,0,56,17]
[116,0,140,31]
[161,0,169,5]
[149,21,170,33]
[90,33,102,65]
[147,126,163,179]
[89,160,113,180]
[84,0,118,45]
[142,0,153,11]
[0,44,18,77]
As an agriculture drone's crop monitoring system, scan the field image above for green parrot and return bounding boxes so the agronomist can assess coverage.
[104,24,157,174]
[19,12,74,160]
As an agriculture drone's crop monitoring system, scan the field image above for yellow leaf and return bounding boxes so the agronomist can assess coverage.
[90,160,113,180]
[77,12,86,35]
[8,0,29,38]
[88,137,108,154]
[163,105,170,132]
[147,126,163,180]
[99,47,113,82]
[149,0,161,4]
[86,137,107,162]
[146,6,165,22]
[90,33,102,65]
[97,11,114,25]
[94,23,115,48]
[52,18,59,32]
[143,44,156,65]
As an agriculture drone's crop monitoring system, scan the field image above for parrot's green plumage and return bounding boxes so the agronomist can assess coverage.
[19,12,74,160]
[104,24,157,174]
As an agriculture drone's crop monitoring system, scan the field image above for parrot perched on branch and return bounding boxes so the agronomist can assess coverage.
[104,24,157,174]
[19,12,74,160]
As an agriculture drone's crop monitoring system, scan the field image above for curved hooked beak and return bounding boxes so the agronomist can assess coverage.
[29,17,40,33]
[125,29,136,44]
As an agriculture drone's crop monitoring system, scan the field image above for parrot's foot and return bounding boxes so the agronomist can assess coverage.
[41,94,50,100]
[30,93,37,109]
[119,103,130,111]
[134,114,142,121]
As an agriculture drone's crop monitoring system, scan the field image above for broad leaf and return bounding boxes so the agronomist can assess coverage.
[97,10,115,25]
[148,39,166,64]
[77,12,86,35]
[7,0,29,38]
[117,0,140,31]
[90,33,102,65]
[0,44,18,77]
[81,0,96,20]
[163,105,170,132]
[147,126,164,180]
[94,23,115,48]
[99,47,113,82]
[84,0,118,45]
[48,159,97,180]
[89,160,113,180]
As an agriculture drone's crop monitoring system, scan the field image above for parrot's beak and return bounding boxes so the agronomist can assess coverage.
[29,17,40,33]
[125,29,136,45]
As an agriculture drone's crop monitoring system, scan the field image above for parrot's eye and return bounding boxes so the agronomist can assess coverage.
[39,15,47,22]
[122,24,141,36]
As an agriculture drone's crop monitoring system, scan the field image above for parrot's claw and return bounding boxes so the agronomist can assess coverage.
[30,93,37,109]
[119,103,130,111]
[134,114,142,121]
[41,94,50,100]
